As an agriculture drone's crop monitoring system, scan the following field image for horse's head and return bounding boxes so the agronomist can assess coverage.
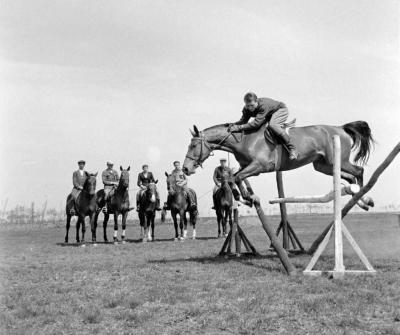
[183,125,214,176]
[165,172,175,195]
[119,166,130,188]
[84,172,98,195]
[146,181,158,203]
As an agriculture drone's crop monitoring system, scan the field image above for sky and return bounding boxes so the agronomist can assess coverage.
[0,0,399,216]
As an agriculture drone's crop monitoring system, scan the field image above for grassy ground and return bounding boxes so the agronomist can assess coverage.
[0,213,399,335]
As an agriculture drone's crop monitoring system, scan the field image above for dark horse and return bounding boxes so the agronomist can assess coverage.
[214,171,233,238]
[65,172,98,245]
[94,166,133,244]
[183,121,374,208]
[138,182,159,242]
[164,172,197,240]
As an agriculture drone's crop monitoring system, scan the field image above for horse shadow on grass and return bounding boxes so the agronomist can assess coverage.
[147,252,304,273]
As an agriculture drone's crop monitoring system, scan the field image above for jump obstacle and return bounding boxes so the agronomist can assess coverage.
[218,137,400,277]
[270,135,400,278]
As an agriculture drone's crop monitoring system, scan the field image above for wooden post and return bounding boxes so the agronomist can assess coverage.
[276,172,289,249]
[243,179,297,276]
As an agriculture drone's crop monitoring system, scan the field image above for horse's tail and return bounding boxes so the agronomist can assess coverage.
[342,121,374,165]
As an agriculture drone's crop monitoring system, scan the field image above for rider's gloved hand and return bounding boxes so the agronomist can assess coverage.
[229,125,242,133]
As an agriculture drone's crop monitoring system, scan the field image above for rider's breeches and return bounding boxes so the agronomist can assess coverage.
[269,108,289,136]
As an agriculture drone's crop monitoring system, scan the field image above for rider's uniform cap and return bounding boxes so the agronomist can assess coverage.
[142,164,148,169]
[78,160,85,164]
[220,158,227,162]
[107,161,114,165]
[173,161,180,165]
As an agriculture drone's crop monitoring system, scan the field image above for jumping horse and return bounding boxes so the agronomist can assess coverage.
[65,172,98,245]
[164,172,198,240]
[183,121,374,209]
[138,182,158,242]
[214,171,233,237]
[95,166,133,244]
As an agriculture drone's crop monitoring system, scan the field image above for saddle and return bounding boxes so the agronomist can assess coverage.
[264,118,297,145]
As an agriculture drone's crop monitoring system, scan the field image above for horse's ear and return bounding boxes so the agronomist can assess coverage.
[165,171,169,177]
[155,179,158,184]
[127,166,130,171]
[189,128,196,137]
[193,125,200,137]
[94,172,98,177]
[120,166,123,171]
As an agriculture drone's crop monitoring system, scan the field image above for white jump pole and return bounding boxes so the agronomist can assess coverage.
[333,135,345,278]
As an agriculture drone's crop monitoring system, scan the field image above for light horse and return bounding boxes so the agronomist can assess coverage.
[214,171,233,237]
[65,172,98,245]
[164,172,197,240]
[183,121,374,209]
[95,166,133,244]
[138,182,158,242]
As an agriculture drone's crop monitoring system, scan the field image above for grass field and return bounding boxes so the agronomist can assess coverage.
[1,212,399,335]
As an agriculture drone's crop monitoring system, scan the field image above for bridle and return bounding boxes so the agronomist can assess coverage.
[185,131,234,168]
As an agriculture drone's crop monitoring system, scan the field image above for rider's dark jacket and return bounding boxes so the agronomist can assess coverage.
[213,166,233,186]
[137,172,156,187]
[235,97,286,131]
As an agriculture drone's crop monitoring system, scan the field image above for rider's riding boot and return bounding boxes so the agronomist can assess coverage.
[136,203,140,212]
[279,132,299,160]
[163,202,170,211]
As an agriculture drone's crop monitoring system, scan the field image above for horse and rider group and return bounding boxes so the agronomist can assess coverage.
[65,92,374,245]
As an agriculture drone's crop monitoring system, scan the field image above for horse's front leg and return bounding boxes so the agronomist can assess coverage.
[179,211,185,240]
[121,211,128,244]
[89,212,97,244]
[80,216,86,245]
[172,212,179,240]
[223,209,229,237]
[76,217,81,243]
[183,212,188,239]
[103,212,109,242]
[190,211,196,240]
[234,163,264,204]
[113,212,119,244]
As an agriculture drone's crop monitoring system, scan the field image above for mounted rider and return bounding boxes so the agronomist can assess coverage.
[136,164,161,211]
[71,160,89,201]
[102,161,119,202]
[212,158,238,209]
[229,92,299,160]
[167,161,198,213]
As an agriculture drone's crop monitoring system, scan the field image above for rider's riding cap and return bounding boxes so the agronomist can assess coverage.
[142,164,148,169]
[78,160,85,164]
[244,92,257,103]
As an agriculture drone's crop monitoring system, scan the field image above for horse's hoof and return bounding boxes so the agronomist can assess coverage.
[121,240,126,245]
[93,243,97,247]
[81,243,86,248]
[142,239,147,243]
[64,239,68,244]
[104,239,108,243]
[192,236,196,240]
[174,238,178,241]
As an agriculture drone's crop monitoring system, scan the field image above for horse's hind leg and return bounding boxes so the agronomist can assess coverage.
[76,218,80,243]
[216,211,222,238]
[81,216,86,245]
[65,215,71,243]
[90,212,97,244]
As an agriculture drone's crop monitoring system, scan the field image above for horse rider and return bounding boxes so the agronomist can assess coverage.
[136,164,161,211]
[102,161,119,203]
[212,158,237,209]
[167,161,198,213]
[228,92,299,160]
[71,160,88,201]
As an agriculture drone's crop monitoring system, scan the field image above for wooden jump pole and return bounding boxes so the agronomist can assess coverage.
[308,141,400,255]
[274,172,305,253]
[243,179,297,276]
